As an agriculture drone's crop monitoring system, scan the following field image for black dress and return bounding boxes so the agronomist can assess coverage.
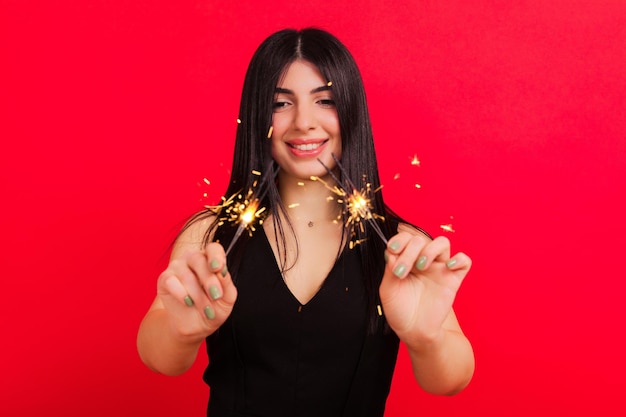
[204,227,400,417]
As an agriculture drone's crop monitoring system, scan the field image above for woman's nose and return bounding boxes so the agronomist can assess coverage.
[293,104,316,131]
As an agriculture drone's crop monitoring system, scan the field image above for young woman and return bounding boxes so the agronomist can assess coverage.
[137,28,474,417]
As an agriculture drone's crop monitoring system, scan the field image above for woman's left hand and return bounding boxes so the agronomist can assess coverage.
[379,229,471,347]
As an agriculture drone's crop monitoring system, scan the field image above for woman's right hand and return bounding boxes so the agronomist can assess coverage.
[156,242,237,344]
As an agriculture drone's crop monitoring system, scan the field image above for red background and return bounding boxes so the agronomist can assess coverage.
[2,1,625,416]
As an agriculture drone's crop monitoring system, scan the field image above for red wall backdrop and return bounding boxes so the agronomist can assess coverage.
[2,1,625,416]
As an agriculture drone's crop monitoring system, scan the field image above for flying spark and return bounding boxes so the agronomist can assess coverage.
[440,216,455,233]
[440,224,455,233]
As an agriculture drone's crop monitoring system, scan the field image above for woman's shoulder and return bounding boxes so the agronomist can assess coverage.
[171,211,217,258]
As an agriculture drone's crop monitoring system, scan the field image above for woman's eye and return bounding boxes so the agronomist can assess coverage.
[318,99,335,107]
[272,101,290,111]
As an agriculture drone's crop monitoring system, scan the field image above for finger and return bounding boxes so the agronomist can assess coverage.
[171,266,222,322]
[390,234,428,279]
[386,231,413,255]
[181,247,227,305]
[161,274,192,305]
[414,236,452,271]
[445,252,472,272]
[204,243,237,305]
[162,272,218,323]
[169,260,213,308]
[205,243,225,267]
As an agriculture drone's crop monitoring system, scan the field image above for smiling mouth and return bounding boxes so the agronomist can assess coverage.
[288,139,329,151]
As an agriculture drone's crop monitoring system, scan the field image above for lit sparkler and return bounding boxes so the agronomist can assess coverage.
[223,196,266,255]
[205,168,272,256]
[315,154,388,246]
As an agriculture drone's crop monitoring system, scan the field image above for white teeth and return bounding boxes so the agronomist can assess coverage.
[292,142,322,151]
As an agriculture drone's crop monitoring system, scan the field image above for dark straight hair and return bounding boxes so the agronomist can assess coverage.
[183,27,429,333]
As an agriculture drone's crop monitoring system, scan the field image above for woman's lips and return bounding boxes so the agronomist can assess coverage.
[286,139,329,157]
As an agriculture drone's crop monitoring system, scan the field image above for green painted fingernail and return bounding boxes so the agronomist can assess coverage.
[221,265,228,277]
[416,256,428,270]
[204,305,215,320]
[209,285,222,300]
[393,263,407,278]
[210,259,220,269]
[388,241,400,252]
[184,295,194,307]
[446,258,457,268]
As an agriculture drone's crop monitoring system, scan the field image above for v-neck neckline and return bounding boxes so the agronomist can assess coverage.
[258,225,348,307]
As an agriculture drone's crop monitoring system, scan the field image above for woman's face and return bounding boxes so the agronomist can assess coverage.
[270,59,342,180]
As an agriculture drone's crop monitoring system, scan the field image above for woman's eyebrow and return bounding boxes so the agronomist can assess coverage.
[310,85,332,94]
[274,85,332,95]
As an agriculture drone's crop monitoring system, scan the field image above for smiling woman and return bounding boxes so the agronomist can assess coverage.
[136,27,475,416]
[3,1,625,416]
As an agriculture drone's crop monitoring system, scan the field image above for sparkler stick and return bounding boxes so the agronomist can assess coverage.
[316,154,388,246]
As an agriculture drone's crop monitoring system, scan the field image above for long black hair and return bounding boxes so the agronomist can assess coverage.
[182,28,429,332]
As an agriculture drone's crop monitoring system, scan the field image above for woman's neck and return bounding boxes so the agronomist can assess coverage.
[277,171,342,226]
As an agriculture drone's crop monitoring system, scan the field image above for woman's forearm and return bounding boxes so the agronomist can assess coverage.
[137,308,206,376]
[407,329,475,395]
